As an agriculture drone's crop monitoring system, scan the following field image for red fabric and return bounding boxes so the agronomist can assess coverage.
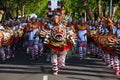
[48,10,52,12]
[57,3,61,6]
[80,43,86,48]
[15,37,19,43]
[103,48,116,56]
[46,41,73,52]
[58,53,66,57]
[3,35,14,46]
[48,2,51,6]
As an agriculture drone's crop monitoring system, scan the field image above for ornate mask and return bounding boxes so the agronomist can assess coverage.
[52,25,66,41]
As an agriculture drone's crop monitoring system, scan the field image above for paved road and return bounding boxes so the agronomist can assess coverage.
[0,48,120,80]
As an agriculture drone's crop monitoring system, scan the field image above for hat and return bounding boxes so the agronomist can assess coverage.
[52,15,59,20]
[30,13,37,19]
[118,19,120,23]
[79,17,85,21]
[31,16,37,20]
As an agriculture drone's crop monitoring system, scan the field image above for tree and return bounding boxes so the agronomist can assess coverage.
[0,0,120,20]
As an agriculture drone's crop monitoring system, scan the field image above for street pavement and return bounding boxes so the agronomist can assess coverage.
[0,48,120,80]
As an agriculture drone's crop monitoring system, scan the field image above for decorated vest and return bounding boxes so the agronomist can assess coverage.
[27,22,39,40]
[44,24,73,52]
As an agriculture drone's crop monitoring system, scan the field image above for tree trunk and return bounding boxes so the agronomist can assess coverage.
[9,5,14,19]
[84,0,94,20]
[16,0,19,19]
[22,5,25,16]
[98,0,103,18]
[112,5,118,18]
[5,5,10,20]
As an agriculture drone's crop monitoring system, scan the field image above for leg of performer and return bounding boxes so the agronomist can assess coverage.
[58,51,67,67]
[99,48,103,58]
[6,45,12,59]
[24,40,29,54]
[10,44,15,58]
[87,40,91,54]
[110,55,114,69]
[51,51,58,75]
[33,40,39,58]
[102,51,106,61]
[38,39,44,56]
[28,40,34,59]
[91,42,95,55]
[113,56,120,75]
[83,41,87,58]
[79,46,84,60]
[96,47,100,57]
[89,42,92,53]
[105,53,110,66]
[46,54,51,62]
[0,47,6,63]
[45,46,51,62]
[78,39,84,59]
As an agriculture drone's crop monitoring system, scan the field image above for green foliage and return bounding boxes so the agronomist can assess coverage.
[0,0,120,19]
[114,9,120,20]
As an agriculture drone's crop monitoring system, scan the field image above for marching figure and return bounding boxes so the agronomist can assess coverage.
[77,18,88,60]
[114,21,120,75]
[26,16,40,60]
[42,15,74,75]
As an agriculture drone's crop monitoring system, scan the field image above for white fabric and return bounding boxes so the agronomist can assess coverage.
[18,24,22,29]
[28,29,39,40]
[88,26,92,30]
[21,23,27,26]
[112,27,117,34]
[0,25,4,30]
[48,23,53,29]
[105,28,109,33]
[12,26,18,30]
[117,29,120,38]
[51,0,58,10]
[78,30,87,41]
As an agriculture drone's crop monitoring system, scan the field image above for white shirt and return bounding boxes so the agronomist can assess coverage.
[78,30,87,41]
[112,27,117,34]
[0,25,4,30]
[28,29,39,40]
[48,23,53,29]
[117,29,120,38]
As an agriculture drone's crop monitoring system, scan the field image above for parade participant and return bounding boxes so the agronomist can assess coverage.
[100,19,111,66]
[100,18,119,75]
[88,21,95,55]
[2,20,10,29]
[77,18,88,60]
[59,7,66,21]
[92,21,101,57]
[0,20,14,62]
[20,18,28,49]
[42,15,74,75]
[66,20,77,58]
[14,19,24,49]
[113,20,120,75]
[0,21,6,63]
[6,20,16,59]
[41,18,51,62]
[26,16,40,59]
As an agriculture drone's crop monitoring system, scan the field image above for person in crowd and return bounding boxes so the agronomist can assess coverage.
[77,17,88,60]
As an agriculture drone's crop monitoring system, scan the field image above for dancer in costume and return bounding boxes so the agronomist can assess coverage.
[77,18,88,60]
[42,15,75,75]
[26,16,40,59]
